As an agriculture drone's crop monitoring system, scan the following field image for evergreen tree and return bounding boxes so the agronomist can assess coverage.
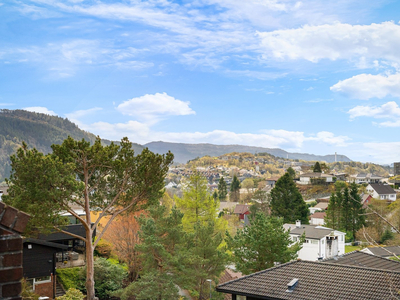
[226,212,303,275]
[341,186,351,232]
[185,221,228,299]
[287,167,296,178]
[218,176,228,200]
[313,162,322,173]
[349,183,365,238]
[230,175,241,202]
[212,189,218,201]
[270,173,309,224]
[325,192,337,229]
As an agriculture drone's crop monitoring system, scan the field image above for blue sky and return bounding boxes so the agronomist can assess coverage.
[2,0,400,164]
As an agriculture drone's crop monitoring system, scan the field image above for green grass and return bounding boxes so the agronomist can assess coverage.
[345,245,363,253]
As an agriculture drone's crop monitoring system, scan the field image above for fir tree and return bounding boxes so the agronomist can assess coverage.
[218,176,227,200]
[270,173,309,224]
[325,192,337,229]
[349,183,365,239]
[230,175,241,202]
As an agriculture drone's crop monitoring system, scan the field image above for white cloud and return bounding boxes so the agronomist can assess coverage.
[360,142,400,164]
[348,101,400,127]
[65,107,103,125]
[23,106,57,116]
[306,131,350,147]
[257,22,400,64]
[116,93,195,124]
[331,73,400,100]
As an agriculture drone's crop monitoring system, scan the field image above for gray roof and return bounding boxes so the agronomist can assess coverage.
[369,183,396,195]
[216,260,400,300]
[284,224,340,239]
[364,246,400,257]
[323,250,400,271]
[300,172,332,178]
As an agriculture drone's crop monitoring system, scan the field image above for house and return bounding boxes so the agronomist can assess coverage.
[234,204,251,224]
[298,172,333,185]
[219,269,243,300]
[219,202,239,213]
[216,260,400,300]
[23,239,68,299]
[351,173,383,184]
[323,250,400,271]
[366,183,396,201]
[361,246,400,258]
[283,220,345,261]
[309,202,328,214]
[361,194,373,208]
[265,177,280,187]
[310,211,326,225]
[0,202,30,300]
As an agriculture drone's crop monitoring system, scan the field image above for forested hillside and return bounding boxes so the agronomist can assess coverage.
[0,109,143,181]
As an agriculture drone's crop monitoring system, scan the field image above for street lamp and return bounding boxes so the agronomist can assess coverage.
[206,279,212,299]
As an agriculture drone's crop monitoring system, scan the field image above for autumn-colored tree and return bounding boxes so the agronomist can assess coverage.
[104,211,144,281]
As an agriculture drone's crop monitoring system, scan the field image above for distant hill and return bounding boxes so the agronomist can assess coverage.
[144,141,352,164]
[0,109,143,181]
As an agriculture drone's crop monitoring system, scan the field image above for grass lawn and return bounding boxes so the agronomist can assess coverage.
[345,245,363,253]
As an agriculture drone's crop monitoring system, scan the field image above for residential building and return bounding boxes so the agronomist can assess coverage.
[366,183,396,201]
[234,204,251,224]
[309,202,328,214]
[395,162,400,176]
[350,173,383,184]
[361,246,400,258]
[284,221,345,261]
[216,260,400,300]
[310,211,326,225]
[298,172,333,185]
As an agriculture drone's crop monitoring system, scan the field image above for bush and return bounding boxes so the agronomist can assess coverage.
[381,228,394,244]
[56,267,82,291]
[56,288,84,300]
[94,239,113,259]
[81,258,128,300]
[345,231,354,243]
[21,278,39,300]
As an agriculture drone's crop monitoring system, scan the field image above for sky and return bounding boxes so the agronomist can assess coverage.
[1,0,400,164]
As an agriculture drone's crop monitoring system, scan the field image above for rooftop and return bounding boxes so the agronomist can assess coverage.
[369,183,396,195]
[283,223,343,239]
[216,260,400,300]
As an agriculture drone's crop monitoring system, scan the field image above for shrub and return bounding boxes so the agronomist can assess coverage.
[94,239,113,259]
[56,288,84,300]
[56,267,82,291]
[21,278,39,300]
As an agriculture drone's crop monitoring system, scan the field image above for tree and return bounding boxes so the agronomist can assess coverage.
[313,162,322,173]
[212,189,218,201]
[286,167,296,178]
[3,137,173,300]
[349,183,365,238]
[176,172,225,232]
[270,173,309,224]
[230,175,241,202]
[218,176,228,200]
[226,212,303,275]
[325,192,338,229]
[185,221,228,299]
[103,212,143,282]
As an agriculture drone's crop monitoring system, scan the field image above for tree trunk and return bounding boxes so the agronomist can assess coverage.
[85,229,96,300]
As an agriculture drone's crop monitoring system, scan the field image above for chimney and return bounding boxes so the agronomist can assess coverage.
[296,220,301,228]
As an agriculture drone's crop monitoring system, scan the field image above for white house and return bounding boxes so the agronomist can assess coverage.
[366,183,396,201]
[310,212,326,225]
[284,220,346,261]
[299,173,334,185]
[351,173,383,184]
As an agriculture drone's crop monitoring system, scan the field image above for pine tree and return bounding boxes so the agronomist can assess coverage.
[218,176,227,200]
[226,212,303,275]
[341,186,351,232]
[270,173,309,224]
[230,175,241,202]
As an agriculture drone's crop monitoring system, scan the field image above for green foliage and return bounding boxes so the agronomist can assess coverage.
[56,288,84,300]
[21,278,39,300]
[176,172,226,233]
[286,167,296,178]
[325,183,365,240]
[227,212,303,275]
[81,258,127,300]
[313,162,322,173]
[56,268,82,291]
[270,173,309,224]
[94,239,113,259]
[218,176,228,200]
[381,228,394,244]
[307,201,317,208]
[230,175,241,202]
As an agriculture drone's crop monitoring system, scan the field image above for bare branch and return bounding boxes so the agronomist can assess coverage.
[53,226,87,242]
